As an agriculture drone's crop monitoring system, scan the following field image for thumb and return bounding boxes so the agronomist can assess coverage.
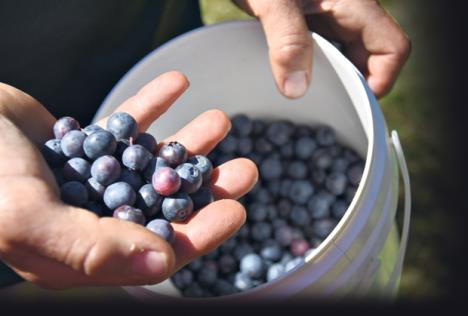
[245,0,313,99]
[0,180,175,288]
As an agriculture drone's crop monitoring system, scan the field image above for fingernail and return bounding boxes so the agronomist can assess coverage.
[131,251,168,276]
[283,71,308,99]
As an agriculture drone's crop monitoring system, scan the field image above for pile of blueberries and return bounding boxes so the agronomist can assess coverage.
[41,112,215,244]
[170,114,364,298]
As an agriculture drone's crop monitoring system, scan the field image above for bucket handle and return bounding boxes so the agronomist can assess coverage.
[384,130,412,295]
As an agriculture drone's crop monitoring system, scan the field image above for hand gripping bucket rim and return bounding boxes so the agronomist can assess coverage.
[95,20,411,302]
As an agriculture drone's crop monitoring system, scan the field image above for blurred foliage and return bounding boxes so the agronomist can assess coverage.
[200,0,453,299]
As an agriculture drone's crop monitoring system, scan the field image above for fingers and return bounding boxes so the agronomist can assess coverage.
[210,158,258,200]
[171,199,246,268]
[96,71,189,132]
[241,0,313,99]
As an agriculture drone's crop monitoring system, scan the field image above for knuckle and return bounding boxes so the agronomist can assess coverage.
[270,34,313,66]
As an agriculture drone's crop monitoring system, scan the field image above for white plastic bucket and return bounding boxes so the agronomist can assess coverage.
[94,20,411,302]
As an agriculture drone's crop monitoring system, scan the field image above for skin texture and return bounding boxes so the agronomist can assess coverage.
[235,0,411,99]
[0,71,258,289]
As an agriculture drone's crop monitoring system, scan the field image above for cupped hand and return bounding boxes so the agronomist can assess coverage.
[235,0,411,99]
[0,71,258,289]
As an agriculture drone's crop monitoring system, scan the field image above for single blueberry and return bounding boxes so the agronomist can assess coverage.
[85,177,106,201]
[135,132,157,153]
[234,272,253,291]
[158,141,188,167]
[146,219,175,244]
[143,156,169,182]
[83,129,117,160]
[255,187,273,204]
[250,222,272,242]
[260,241,283,262]
[312,218,338,239]
[247,203,268,222]
[190,186,214,211]
[325,172,348,196]
[82,124,103,136]
[286,160,308,179]
[274,225,294,247]
[294,136,317,160]
[290,239,310,257]
[171,268,193,289]
[176,163,203,194]
[347,162,364,186]
[218,254,237,274]
[288,180,314,205]
[267,263,285,282]
[161,192,194,222]
[137,183,163,218]
[122,144,151,171]
[307,194,332,219]
[266,121,293,146]
[187,155,213,184]
[289,205,311,227]
[63,157,91,182]
[312,148,333,169]
[260,157,283,180]
[113,205,145,225]
[42,139,66,167]
[152,167,181,196]
[240,253,264,279]
[218,134,238,154]
[90,155,121,186]
[231,114,253,137]
[331,157,349,173]
[331,199,348,219]
[53,116,80,139]
[60,130,87,158]
[106,112,138,141]
[316,126,336,146]
[60,181,88,206]
[103,182,136,210]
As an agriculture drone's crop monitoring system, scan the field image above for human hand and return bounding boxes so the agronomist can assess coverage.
[0,71,258,289]
[235,0,411,99]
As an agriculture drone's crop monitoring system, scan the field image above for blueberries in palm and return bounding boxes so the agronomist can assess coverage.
[60,130,87,158]
[158,141,188,167]
[103,181,136,210]
[187,155,213,183]
[135,132,157,153]
[91,155,121,186]
[176,163,203,194]
[106,112,138,140]
[122,144,151,171]
[85,177,106,201]
[53,116,80,139]
[42,139,66,167]
[113,205,146,225]
[161,192,194,222]
[63,157,91,182]
[190,186,214,211]
[137,184,163,218]
[152,167,181,196]
[146,219,175,244]
[83,129,117,160]
[60,181,88,206]
[143,156,169,182]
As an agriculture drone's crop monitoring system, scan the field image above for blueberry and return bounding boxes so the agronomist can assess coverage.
[279,143,294,158]
[190,186,214,211]
[143,156,169,182]
[307,194,332,219]
[175,163,203,194]
[240,253,264,278]
[294,125,313,138]
[284,257,304,273]
[119,169,143,191]
[122,144,151,171]
[266,204,278,221]
[254,138,273,154]
[114,139,130,161]
[312,218,338,239]
[90,155,121,186]
[236,137,253,156]
[247,203,268,222]
[316,126,336,146]
[197,261,218,287]
[289,205,310,227]
[272,218,287,229]
[231,114,253,137]
[312,148,333,169]
[286,161,308,179]
[106,112,138,140]
[260,241,282,262]
[213,279,237,296]
[260,157,282,180]
[219,134,238,154]
[82,124,103,136]
[266,264,285,282]
[252,119,266,136]
[218,254,237,274]
[103,182,136,210]
[288,180,314,205]
[329,144,343,157]
[311,168,327,185]
[250,222,272,242]
[345,186,357,204]
[158,141,188,167]
[279,179,293,198]
[145,219,174,242]
[266,121,293,146]
[347,162,364,186]
[113,205,145,225]
[280,253,293,265]
[63,157,90,182]
[219,237,237,255]
[187,258,203,272]
[331,157,349,173]
[294,136,317,160]
[60,181,88,206]
[183,283,205,298]
[255,188,273,204]
[187,155,213,184]
[274,225,294,247]
[344,148,360,164]
[152,167,181,196]
[331,199,348,219]
[172,268,193,289]
[266,180,281,196]
[137,183,163,218]
[233,242,254,261]
[85,177,106,201]
[234,272,253,291]
[325,172,348,196]
[53,116,80,139]
[290,239,310,257]
[83,129,117,160]
[85,201,107,216]
[161,192,193,222]
[135,132,157,153]
[60,130,87,158]
[42,139,66,167]
[291,227,305,241]
[236,225,250,240]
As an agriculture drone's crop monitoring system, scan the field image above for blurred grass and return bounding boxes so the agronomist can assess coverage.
[200,0,452,299]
